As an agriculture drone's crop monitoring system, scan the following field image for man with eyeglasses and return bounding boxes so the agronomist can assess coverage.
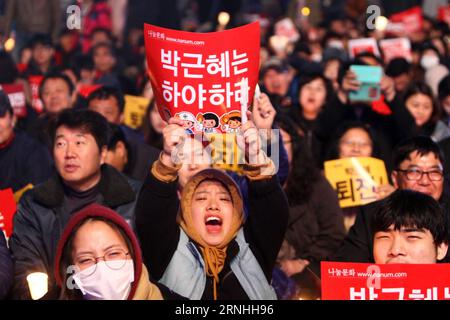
[332,136,450,263]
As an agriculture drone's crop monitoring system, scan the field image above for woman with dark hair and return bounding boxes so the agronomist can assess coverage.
[313,58,418,169]
[141,99,165,150]
[55,203,165,300]
[288,73,334,165]
[402,81,450,142]
[324,120,394,172]
[419,43,445,71]
[325,121,380,161]
[274,114,345,298]
[324,121,395,231]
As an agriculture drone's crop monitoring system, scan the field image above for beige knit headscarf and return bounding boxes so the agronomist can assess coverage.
[178,169,244,300]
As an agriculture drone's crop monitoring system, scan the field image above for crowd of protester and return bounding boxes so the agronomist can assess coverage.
[0,0,450,300]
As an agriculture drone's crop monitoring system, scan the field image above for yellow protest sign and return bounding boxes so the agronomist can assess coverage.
[123,95,150,129]
[204,133,244,174]
[324,157,388,208]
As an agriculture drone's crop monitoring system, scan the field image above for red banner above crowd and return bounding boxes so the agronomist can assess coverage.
[0,83,27,118]
[144,22,260,134]
[322,261,450,300]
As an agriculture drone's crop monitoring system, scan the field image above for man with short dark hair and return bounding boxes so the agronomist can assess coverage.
[88,87,159,180]
[10,109,141,299]
[91,42,122,89]
[28,72,77,148]
[0,91,53,193]
[372,189,448,264]
[21,33,59,77]
[260,58,295,110]
[87,86,125,125]
[39,72,76,116]
[333,136,450,262]
[385,58,412,95]
[105,123,159,181]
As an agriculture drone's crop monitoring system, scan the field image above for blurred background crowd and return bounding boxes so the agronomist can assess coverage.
[0,0,450,301]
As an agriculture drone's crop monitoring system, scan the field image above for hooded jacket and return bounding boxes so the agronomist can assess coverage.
[9,165,141,299]
[54,203,162,300]
[136,166,289,300]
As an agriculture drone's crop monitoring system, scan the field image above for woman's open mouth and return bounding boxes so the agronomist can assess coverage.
[204,215,223,234]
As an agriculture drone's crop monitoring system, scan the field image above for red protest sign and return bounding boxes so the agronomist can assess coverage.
[78,84,102,98]
[438,6,450,25]
[28,75,44,114]
[0,188,17,239]
[0,83,27,118]
[379,37,412,64]
[389,6,423,34]
[347,38,380,59]
[321,261,450,300]
[144,22,260,134]
[372,95,392,116]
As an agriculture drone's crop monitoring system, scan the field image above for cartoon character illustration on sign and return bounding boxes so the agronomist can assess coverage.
[220,111,242,133]
[175,111,196,134]
[197,112,220,133]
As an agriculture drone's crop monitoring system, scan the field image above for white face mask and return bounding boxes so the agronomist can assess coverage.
[420,55,439,69]
[73,260,134,300]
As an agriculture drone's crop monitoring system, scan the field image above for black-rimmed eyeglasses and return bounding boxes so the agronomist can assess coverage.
[396,168,444,181]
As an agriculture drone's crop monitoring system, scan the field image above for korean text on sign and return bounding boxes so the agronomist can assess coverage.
[144,22,260,134]
[324,157,388,208]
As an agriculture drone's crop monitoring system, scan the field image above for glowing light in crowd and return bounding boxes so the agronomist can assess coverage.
[375,16,388,31]
[4,37,15,52]
[301,7,311,16]
[27,272,48,300]
[218,12,230,26]
[269,35,289,53]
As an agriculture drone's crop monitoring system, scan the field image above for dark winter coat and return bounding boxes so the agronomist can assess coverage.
[0,131,54,193]
[284,175,346,263]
